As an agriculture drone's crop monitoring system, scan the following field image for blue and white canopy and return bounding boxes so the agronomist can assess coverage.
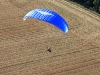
[23,8,69,33]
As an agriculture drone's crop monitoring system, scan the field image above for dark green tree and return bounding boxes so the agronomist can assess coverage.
[93,0,100,13]
[84,0,94,7]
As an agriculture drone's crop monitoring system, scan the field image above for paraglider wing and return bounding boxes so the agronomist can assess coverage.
[23,8,69,33]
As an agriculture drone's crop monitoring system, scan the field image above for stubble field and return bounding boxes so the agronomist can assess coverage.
[0,0,100,75]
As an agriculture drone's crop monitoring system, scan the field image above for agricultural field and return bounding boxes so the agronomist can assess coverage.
[0,0,100,75]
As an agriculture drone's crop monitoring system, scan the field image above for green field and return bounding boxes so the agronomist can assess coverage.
[0,0,100,75]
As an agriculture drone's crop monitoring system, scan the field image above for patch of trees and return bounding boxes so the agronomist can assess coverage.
[68,0,100,14]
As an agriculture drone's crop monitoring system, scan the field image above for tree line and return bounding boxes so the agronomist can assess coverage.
[68,0,100,14]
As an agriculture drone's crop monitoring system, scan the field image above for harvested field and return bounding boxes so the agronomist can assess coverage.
[0,0,100,75]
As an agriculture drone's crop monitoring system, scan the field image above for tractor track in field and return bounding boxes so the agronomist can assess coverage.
[1,55,100,75]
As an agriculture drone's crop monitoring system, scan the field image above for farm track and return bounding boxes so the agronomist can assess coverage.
[0,0,100,75]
